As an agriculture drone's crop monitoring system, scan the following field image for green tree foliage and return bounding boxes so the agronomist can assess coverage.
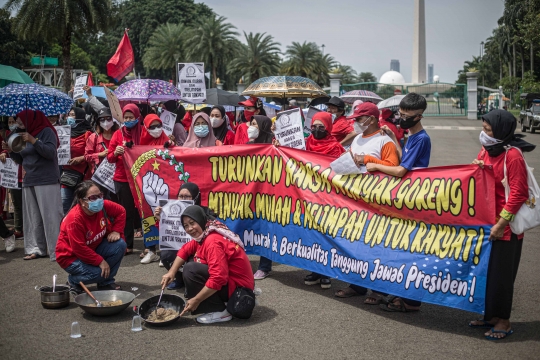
[332,65,357,84]
[49,44,92,70]
[357,72,377,83]
[142,23,187,81]
[282,41,337,86]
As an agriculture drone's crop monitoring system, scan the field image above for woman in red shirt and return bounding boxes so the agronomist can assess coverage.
[470,110,534,340]
[234,97,265,145]
[161,205,254,324]
[56,181,127,294]
[85,108,119,176]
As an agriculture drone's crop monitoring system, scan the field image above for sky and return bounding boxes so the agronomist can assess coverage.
[196,0,505,84]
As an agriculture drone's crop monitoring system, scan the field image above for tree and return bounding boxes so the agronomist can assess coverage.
[184,15,238,87]
[4,0,112,92]
[143,23,187,81]
[228,32,281,84]
[282,41,321,78]
[332,65,357,85]
[357,72,377,83]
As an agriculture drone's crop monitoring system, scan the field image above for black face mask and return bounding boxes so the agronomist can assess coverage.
[311,128,328,140]
[399,115,420,129]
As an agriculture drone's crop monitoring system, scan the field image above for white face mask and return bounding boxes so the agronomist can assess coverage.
[479,130,502,147]
[100,120,114,131]
[147,127,163,138]
[247,126,259,139]
[331,114,337,122]
[8,124,18,131]
[210,116,225,128]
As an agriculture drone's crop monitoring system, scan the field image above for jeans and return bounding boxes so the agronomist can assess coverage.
[61,186,75,215]
[258,256,272,272]
[64,238,127,287]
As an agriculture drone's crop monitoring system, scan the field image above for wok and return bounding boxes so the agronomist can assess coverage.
[134,294,185,327]
[74,290,138,316]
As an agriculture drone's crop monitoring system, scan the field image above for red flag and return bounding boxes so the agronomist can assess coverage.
[87,72,94,86]
[107,30,134,82]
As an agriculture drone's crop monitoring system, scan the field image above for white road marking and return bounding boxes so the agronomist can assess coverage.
[424,126,482,130]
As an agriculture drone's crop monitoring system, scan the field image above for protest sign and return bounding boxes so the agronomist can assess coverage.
[73,74,88,100]
[158,200,193,250]
[91,160,116,193]
[0,159,19,189]
[55,125,71,165]
[274,108,305,150]
[178,63,206,104]
[124,145,495,314]
[160,109,176,136]
[105,87,123,123]
[304,106,321,135]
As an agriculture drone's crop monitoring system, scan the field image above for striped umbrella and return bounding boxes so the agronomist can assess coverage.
[340,90,383,104]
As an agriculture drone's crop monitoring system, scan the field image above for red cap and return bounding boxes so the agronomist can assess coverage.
[346,102,380,120]
[239,96,259,107]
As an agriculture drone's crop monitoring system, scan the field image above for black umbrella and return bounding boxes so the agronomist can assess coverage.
[308,96,330,107]
[206,88,244,106]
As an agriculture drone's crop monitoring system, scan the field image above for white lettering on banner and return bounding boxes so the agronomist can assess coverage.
[73,74,88,100]
[405,265,472,300]
[274,108,305,150]
[91,160,116,193]
[55,125,71,166]
[0,159,20,189]
[159,110,176,136]
[159,200,193,250]
[177,63,206,104]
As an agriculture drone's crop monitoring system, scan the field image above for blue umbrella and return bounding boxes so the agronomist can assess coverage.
[0,83,74,116]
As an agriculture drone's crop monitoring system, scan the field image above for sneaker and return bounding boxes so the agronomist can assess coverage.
[4,234,15,253]
[159,260,164,267]
[253,270,270,280]
[304,272,321,285]
[66,281,84,296]
[196,309,232,324]
[141,251,160,264]
[320,278,331,289]
[166,280,184,290]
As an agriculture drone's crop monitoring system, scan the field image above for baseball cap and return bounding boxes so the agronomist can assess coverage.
[239,96,259,108]
[346,102,380,120]
[97,107,112,119]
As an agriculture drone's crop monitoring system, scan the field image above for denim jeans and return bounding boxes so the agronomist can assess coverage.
[64,238,127,287]
[61,186,75,215]
[258,256,272,272]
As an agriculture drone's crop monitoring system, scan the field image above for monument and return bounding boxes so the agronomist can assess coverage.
[412,0,426,84]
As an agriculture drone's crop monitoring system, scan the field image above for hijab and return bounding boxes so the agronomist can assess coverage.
[305,112,345,157]
[182,111,193,130]
[15,109,59,148]
[482,110,535,157]
[121,104,142,145]
[139,114,170,146]
[175,105,186,124]
[180,182,201,206]
[211,105,229,142]
[250,115,273,144]
[70,107,93,138]
[181,205,243,247]
[183,113,217,148]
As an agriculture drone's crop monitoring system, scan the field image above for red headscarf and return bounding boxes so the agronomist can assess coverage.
[16,110,59,148]
[305,112,345,157]
[139,114,170,146]
[182,111,192,132]
[121,104,142,145]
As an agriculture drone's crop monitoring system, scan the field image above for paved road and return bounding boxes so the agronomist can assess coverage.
[1,117,539,360]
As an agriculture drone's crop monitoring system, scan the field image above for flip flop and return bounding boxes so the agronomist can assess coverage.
[23,253,47,260]
[469,320,495,328]
[364,293,384,305]
[381,297,420,312]
[335,287,361,298]
[485,328,514,340]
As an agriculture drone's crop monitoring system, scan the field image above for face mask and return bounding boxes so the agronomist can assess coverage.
[100,120,113,131]
[157,108,162,115]
[247,126,259,139]
[67,117,76,126]
[147,127,163,138]
[399,115,420,129]
[331,114,337,122]
[9,124,18,131]
[194,124,209,138]
[243,110,255,122]
[124,119,138,128]
[479,131,502,147]
[311,128,327,140]
[87,198,104,213]
[210,117,225,128]
[354,118,371,134]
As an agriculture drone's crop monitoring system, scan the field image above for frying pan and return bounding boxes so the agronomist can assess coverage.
[74,290,138,316]
[134,294,185,327]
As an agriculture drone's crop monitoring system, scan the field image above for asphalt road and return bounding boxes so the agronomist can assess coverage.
[1,117,539,360]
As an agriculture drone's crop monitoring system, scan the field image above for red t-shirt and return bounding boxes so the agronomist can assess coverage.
[56,200,127,268]
[477,147,528,240]
[107,130,129,182]
[234,123,249,145]
[177,233,254,297]
[331,116,354,142]
[223,130,236,146]
[63,131,91,175]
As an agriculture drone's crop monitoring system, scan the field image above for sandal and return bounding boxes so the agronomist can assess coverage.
[134,229,143,238]
[23,253,47,260]
[97,283,122,290]
[335,287,361,298]
[125,248,134,256]
[485,328,514,340]
[381,297,420,312]
[364,293,384,305]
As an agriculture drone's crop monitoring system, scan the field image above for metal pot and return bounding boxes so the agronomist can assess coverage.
[35,285,70,309]
[74,290,138,316]
[134,294,185,327]
[7,133,26,153]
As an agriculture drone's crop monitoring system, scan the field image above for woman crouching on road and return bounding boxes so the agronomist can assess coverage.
[56,181,127,294]
[161,205,254,324]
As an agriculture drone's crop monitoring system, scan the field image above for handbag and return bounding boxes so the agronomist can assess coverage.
[226,286,256,319]
[503,147,540,234]
[60,169,84,188]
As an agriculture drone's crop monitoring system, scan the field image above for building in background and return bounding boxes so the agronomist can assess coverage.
[428,64,434,83]
[390,59,400,73]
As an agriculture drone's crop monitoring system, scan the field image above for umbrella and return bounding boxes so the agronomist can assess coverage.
[340,90,383,104]
[242,76,327,98]
[205,88,244,107]
[0,65,34,87]
[0,83,73,116]
[377,95,406,110]
[309,96,330,107]
[115,79,181,101]
[182,103,207,111]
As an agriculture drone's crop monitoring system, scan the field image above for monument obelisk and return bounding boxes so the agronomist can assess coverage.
[412,0,426,84]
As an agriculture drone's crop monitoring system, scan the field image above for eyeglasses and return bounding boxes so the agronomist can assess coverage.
[148,124,162,130]
[84,193,104,202]
[100,118,112,122]
[311,125,326,131]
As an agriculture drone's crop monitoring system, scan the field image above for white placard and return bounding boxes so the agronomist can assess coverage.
[0,159,20,189]
[159,200,194,250]
[305,106,321,135]
[159,109,176,136]
[55,125,71,165]
[73,74,88,100]
[330,152,365,175]
[91,159,116,193]
[274,108,305,150]
[178,63,206,104]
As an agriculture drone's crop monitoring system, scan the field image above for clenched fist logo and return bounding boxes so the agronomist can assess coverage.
[142,172,169,212]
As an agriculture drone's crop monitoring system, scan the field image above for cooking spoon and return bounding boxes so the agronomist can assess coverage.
[79,282,102,307]
[155,286,166,316]
[52,274,57,292]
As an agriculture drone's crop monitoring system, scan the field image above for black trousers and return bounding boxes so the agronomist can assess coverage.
[114,181,135,249]
[9,188,23,232]
[484,234,523,321]
[0,218,13,238]
[183,260,228,315]
[161,250,184,285]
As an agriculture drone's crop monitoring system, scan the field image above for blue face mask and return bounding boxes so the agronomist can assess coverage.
[67,117,76,126]
[87,198,104,213]
[194,124,209,138]
[124,119,138,128]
